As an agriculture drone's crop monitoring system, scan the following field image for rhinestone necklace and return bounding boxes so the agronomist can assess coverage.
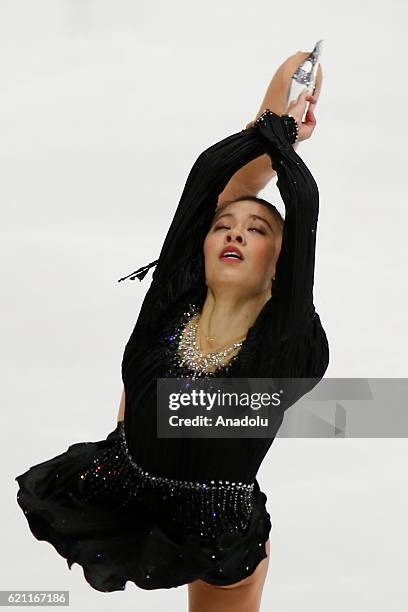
[177,309,246,375]
[198,319,247,350]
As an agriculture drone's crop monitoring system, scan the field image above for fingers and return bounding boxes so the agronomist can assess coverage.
[300,91,317,106]
[295,91,317,120]
[305,105,316,126]
[306,96,317,124]
[297,90,317,102]
[288,90,316,115]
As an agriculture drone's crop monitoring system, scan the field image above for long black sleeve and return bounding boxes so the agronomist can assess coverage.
[150,129,269,284]
[122,112,320,349]
[254,114,320,337]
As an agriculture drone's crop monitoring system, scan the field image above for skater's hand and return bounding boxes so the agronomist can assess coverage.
[244,89,318,143]
[286,89,318,143]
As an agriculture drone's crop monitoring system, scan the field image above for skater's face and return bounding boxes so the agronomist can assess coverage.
[203,201,282,296]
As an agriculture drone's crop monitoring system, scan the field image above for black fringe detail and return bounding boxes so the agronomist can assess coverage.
[117,259,159,283]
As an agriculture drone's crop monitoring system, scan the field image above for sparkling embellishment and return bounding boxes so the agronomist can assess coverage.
[284,114,299,143]
[254,109,274,127]
[253,108,299,144]
[162,303,243,379]
[77,421,254,539]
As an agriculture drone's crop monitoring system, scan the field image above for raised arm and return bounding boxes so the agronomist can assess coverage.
[150,129,269,285]
[120,104,320,351]
[152,109,319,331]
[251,109,320,337]
[218,50,322,203]
[118,127,270,351]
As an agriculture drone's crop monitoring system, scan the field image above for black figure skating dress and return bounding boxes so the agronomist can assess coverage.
[15,111,330,592]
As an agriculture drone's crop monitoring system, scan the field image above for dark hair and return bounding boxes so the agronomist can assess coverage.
[214,194,284,234]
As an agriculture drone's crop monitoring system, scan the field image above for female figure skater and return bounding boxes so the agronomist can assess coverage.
[15,42,329,612]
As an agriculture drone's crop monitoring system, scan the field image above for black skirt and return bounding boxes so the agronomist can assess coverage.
[14,422,272,592]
